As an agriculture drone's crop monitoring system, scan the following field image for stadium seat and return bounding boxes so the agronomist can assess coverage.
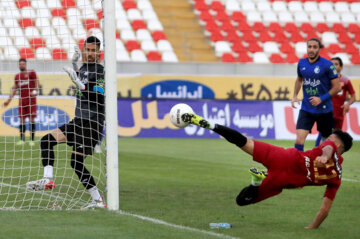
[14,37,30,48]
[241,1,255,12]
[221,53,236,62]
[16,0,31,9]
[335,2,349,13]
[147,51,162,62]
[61,0,75,9]
[77,0,90,8]
[46,0,62,9]
[269,53,284,64]
[141,40,157,52]
[322,32,338,45]
[278,11,293,24]
[36,8,51,18]
[157,40,173,52]
[332,23,346,33]
[338,33,352,44]
[272,1,287,12]
[8,28,24,38]
[35,47,52,60]
[319,2,334,13]
[248,42,262,53]
[162,51,178,62]
[4,46,20,60]
[130,49,147,62]
[232,42,247,54]
[97,9,103,19]
[320,48,331,60]
[310,12,325,23]
[257,1,271,12]
[52,48,67,60]
[116,50,131,61]
[84,19,99,31]
[351,54,360,64]
[263,12,277,23]
[247,11,262,23]
[117,19,132,30]
[51,8,66,19]
[210,1,225,13]
[116,8,128,20]
[45,36,61,49]
[252,22,266,33]
[214,41,231,57]
[295,42,307,56]
[326,12,340,23]
[274,31,288,43]
[216,12,230,23]
[24,27,41,39]
[82,7,97,19]
[341,12,356,24]
[132,20,147,30]
[328,43,342,54]
[72,27,87,40]
[93,0,102,11]
[304,1,319,13]
[0,49,5,60]
[121,29,136,41]
[67,8,81,19]
[263,42,280,54]
[288,1,303,12]
[294,12,310,23]
[285,53,299,63]
[21,7,37,18]
[225,0,240,13]
[32,0,46,9]
[316,23,330,33]
[300,23,314,33]
[238,52,252,63]
[19,48,35,59]
[334,53,350,64]
[143,9,158,21]
[137,0,153,11]
[136,29,152,41]
[344,43,358,54]
[284,23,298,34]
[242,31,256,43]
[253,52,269,63]
[147,19,164,31]
[123,0,137,11]
[125,40,141,51]
[350,3,360,13]
[280,42,295,54]
[268,22,282,33]
[4,19,20,29]
[127,9,143,21]
[258,31,273,43]
[19,18,35,29]
[290,32,304,43]
[152,31,167,41]
[231,11,246,23]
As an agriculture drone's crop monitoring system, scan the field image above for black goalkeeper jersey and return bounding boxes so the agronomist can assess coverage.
[75,63,105,122]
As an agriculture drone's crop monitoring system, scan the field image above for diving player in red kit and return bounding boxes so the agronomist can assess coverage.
[182,112,353,229]
[4,58,39,146]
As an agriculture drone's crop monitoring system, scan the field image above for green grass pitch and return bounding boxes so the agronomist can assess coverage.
[0,137,359,239]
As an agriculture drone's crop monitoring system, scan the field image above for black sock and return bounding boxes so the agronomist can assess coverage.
[41,134,58,167]
[236,185,259,206]
[30,123,36,141]
[213,124,247,148]
[19,124,26,141]
[70,153,96,189]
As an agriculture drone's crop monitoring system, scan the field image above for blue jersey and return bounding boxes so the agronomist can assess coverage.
[297,57,338,114]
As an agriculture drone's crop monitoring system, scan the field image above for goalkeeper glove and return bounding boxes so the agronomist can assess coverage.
[63,66,85,90]
[72,46,81,70]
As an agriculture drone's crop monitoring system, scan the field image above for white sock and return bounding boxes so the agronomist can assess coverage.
[209,122,215,130]
[88,186,102,202]
[43,166,53,179]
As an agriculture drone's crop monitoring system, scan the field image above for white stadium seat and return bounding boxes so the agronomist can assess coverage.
[162,51,178,62]
[36,47,52,60]
[322,32,338,45]
[8,28,24,38]
[24,27,41,39]
[52,17,67,30]
[82,7,97,19]
[294,12,309,24]
[32,0,47,9]
[116,9,128,20]
[45,36,61,49]
[4,8,21,19]
[21,7,37,18]
[130,49,147,62]
[62,37,76,50]
[334,53,350,65]
[67,17,83,31]
[46,0,61,9]
[36,18,51,28]
[77,0,91,8]
[272,1,287,12]
[127,9,143,21]
[278,12,293,23]
[303,2,319,13]
[116,39,126,51]
[136,29,152,41]
[116,19,132,30]
[263,42,279,54]
[14,37,30,49]
[319,2,334,13]
[310,12,325,24]
[0,49,5,60]
[120,29,136,41]
[341,13,356,24]
[253,52,269,63]
[3,19,20,28]
[157,40,173,52]
[288,2,303,12]
[325,12,340,23]
[36,8,51,18]
[141,40,157,52]
[0,27,7,37]
[225,0,240,13]
[92,0,103,10]
[142,9,158,21]
[257,1,271,12]
[72,27,87,40]
[0,37,13,47]
[4,46,20,60]
[335,2,349,13]
[67,8,82,19]
[247,11,262,23]
[295,42,307,55]
[350,3,360,14]
[147,19,164,31]
[214,41,231,57]
[0,1,16,8]
[137,0,153,11]
[241,1,256,12]
[41,26,56,38]
[263,11,277,23]
[116,50,131,61]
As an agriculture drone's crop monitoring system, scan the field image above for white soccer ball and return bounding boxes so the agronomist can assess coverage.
[169,103,194,128]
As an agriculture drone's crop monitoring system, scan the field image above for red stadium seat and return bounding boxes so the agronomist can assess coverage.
[320,48,331,60]
[351,54,360,65]
[328,43,342,54]
[306,31,320,40]
[238,52,252,63]
[221,22,235,33]
[274,32,288,43]
[284,22,298,34]
[237,22,251,32]
[300,23,314,33]
[199,11,213,23]
[248,42,262,53]
[194,1,208,12]
[78,39,85,50]
[97,10,103,20]
[252,22,266,33]
[205,21,219,33]
[132,20,147,30]
[84,19,99,30]
[232,42,247,53]
[19,18,35,28]
[19,48,35,59]
[61,0,76,9]
[210,31,224,42]
[16,0,31,9]
[344,43,359,55]
[280,42,295,54]
[269,22,283,33]
[354,34,360,44]
[52,48,68,60]
[227,31,241,44]
[231,11,246,23]
[221,53,236,62]
[348,23,360,34]
[30,38,45,49]
[210,1,225,12]
[125,40,141,51]
[123,0,137,10]
[51,8,67,19]
[332,23,346,33]
[215,12,230,23]
[100,50,104,61]
[285,53,299,63]
[338,33,352,44]
[290,32,304,43]
[147,51,162,62]
[152,31,167,41]
[270,53,284,64]
[316,23,330,33]
[258,31,273,43]
[242,32,256,43]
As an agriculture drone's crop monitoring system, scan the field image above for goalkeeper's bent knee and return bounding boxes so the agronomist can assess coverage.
[41,134,58,166]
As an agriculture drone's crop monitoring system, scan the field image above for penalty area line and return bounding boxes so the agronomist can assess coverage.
[342,178,360,183]
[117,210,241,239]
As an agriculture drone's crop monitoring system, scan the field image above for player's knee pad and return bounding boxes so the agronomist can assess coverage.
[235,185,259,206]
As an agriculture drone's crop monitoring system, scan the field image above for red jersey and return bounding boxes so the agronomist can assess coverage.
[332,74,355,119]
[14,70,37,98]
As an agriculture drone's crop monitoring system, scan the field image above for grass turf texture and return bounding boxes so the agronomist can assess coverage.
[0,137,359,239]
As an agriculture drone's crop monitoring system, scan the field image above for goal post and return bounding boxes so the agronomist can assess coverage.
[103,0,119,211]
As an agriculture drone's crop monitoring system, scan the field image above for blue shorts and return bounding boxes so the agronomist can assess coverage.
[296,110,334,137]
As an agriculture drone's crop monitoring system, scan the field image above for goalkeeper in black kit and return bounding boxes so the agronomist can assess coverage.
[26,36,106,209]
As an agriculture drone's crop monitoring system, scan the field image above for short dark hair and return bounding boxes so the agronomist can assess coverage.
[331,57,343,67]
[19,58,27,63]
[84,36,101,49]
[307,38,324,49]
[332,129,353,152]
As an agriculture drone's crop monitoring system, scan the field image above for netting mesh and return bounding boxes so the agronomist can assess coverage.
[0,0,106,210]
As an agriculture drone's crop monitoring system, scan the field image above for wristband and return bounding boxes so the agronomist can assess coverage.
[320,92,331,102]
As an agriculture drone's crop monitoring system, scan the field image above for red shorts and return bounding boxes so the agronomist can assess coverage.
[252,141,309,203]
[19,97,37,120]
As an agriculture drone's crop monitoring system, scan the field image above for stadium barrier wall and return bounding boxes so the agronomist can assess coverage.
[1,73,360,101]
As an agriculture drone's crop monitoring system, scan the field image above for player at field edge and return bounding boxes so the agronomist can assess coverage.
[4,58,39,146]
[291,38,341,151]
[181,112,353,229]
[26,36,106,209]
[315,57,356,146]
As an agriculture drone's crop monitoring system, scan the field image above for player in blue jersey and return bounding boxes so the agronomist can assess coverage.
[291,38,341,151]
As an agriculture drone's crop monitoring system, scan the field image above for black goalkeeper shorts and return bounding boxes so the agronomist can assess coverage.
[59,117,104,155]
[296,110,334,137]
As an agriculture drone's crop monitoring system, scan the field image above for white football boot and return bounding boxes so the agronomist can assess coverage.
[26,178,55,191]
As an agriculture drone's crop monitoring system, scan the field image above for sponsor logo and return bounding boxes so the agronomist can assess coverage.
[314,66,320,74]
[2,105,70,131]
[141,80,215,99]
[304,156,312,181]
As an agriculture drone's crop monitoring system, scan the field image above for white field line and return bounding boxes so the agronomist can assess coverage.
[0,182,86,207]
[117,210,240,239]
[342,178,360,183]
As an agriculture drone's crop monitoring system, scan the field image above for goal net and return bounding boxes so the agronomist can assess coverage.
[0,0,111,210]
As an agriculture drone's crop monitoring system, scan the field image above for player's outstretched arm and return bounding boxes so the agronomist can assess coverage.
[63,66,85,90]
[305,197,333,229]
